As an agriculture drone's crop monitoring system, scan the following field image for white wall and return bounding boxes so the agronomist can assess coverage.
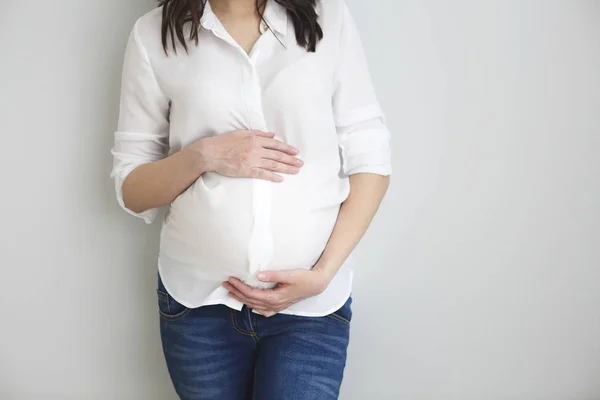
[1,0,599,399]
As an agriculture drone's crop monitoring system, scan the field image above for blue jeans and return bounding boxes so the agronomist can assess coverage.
[157,275,351,400]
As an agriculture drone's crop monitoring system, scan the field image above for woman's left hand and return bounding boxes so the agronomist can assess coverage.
[223,268,333,317]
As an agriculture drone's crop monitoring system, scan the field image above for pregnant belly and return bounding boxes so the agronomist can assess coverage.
[159,173,343,278]
[160,174,253,276]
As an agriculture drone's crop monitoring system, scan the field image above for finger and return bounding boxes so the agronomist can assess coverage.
[252,306,279,317]
[228,292,270,310]
[258,159,300,175]
[227,278,266,299]
[260,311,277,318]
[257,270,298,284]
[223,282,273,308]
[256,303,290,317]
[248,130,276,138]
[223,283,273,309]
[222,282,250,302]
[249,168,284,183]
[258,137,299,155]
[254,308,274,317]
[261,149,304,167]
[224,284,273,309]
[228,278,280,305]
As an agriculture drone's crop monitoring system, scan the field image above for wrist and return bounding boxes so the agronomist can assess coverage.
[189,137,213,173]
[312,262,337,290]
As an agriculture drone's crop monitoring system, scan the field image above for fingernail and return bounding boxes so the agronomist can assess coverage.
[296,159,304,166]
[293,147,299,154]
[257,272,266,280]
[276,175,284,182]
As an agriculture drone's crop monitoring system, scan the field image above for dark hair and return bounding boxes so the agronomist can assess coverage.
[157,0,323,54]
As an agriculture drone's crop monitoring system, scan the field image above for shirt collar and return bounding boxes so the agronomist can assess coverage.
[201,0,288,36]
[200,1,218,31]
[263,0,288,36]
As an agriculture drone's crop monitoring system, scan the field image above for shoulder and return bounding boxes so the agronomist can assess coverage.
[317,0,348,32]
[316,0,349,38]
[134,6,163,36]
[130,7,164,58]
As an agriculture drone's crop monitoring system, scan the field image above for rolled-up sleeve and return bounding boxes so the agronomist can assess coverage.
[333,5,392,177]
[110,21,170,224]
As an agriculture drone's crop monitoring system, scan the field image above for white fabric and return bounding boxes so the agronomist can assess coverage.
[111,0,392,316]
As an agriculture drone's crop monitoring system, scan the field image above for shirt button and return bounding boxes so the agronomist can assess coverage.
[260,23,268,34]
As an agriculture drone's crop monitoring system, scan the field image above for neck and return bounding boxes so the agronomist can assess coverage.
[210,0,264,15]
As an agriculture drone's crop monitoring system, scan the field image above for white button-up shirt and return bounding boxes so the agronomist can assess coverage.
[111,0,391,316]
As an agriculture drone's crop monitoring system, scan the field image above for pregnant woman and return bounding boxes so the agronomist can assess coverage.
[111,0,391,398]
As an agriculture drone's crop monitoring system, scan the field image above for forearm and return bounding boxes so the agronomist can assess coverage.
[120,131,302,215]
[122,145,206,213]
[314,173,390,279]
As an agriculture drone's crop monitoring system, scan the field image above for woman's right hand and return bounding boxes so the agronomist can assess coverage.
[192,130,304,182]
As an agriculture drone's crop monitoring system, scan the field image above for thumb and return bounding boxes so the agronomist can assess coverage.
[257,270,296,283]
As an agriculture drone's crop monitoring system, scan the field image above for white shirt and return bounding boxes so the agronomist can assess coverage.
[111,0,391,317]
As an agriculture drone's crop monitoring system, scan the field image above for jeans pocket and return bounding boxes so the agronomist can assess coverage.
[326,296,353,325]
[157,275,191,322]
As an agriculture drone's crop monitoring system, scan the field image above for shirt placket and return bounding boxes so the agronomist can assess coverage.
[245,50,275,288]
[207,22,275,288]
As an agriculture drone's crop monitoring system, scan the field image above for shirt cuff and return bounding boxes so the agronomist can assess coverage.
[112,166,159,224]
[339,127,392,177]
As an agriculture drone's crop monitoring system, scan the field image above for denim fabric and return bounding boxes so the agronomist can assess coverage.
[157,275,351,400]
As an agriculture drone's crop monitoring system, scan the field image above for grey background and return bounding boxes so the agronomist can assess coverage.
[1,0,599,399]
